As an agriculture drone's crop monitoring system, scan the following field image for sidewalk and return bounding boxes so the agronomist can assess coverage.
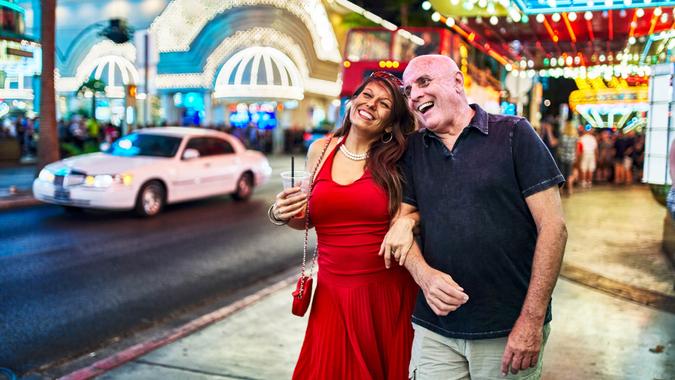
[0,164,39,209]
[52,184,674,380]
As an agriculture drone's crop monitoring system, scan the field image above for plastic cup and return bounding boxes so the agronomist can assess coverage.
[281,170,310,193]
[280,170,310,219]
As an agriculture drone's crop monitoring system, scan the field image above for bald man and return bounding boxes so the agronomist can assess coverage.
[385,55,567,379]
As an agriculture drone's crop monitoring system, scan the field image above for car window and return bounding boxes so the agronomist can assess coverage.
[185,137,235,157]
[209,138,235,155]
[184,138,210,157]
[107,133,182,158]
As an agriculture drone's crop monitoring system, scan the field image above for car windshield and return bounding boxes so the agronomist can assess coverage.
[106,133,182,158]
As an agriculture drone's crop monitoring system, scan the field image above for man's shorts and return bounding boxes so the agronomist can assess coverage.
[580,154,596,173]
[409,323,551,380]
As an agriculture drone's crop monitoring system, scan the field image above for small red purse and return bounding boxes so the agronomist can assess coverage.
[291,137,332,317]
[291,276,313,317]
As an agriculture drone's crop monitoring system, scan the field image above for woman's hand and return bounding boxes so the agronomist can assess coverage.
[273,187,307,221]
[379,216,416,268]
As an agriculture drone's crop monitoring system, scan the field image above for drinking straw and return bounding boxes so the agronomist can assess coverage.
[291,156,295,187]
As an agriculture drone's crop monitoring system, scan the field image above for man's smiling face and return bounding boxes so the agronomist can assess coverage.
[403,55,465,133]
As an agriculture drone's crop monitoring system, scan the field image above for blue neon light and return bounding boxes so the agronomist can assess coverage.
[512,0,674,15]
[0,0,25,14]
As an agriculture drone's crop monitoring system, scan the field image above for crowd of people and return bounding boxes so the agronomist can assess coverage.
[540,118,646,195]
[0,114,314,160]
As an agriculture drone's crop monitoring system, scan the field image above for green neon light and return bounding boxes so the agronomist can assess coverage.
[0,1,25,14]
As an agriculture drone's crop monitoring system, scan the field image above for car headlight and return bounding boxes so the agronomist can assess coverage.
[38,169,55,183]
[84,174,133,188]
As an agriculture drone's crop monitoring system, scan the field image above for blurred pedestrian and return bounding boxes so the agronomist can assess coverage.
[614,130,635,185]
[579,129,598,188]
[558,122,578,195]
[596,129,614,182]
[270,72,417,379]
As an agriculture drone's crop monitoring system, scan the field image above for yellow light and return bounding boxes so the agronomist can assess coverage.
[122,174,133,186]
[378,61,386,68]
[85,176,95,186]
[392,61,400,68]
[385,61,393,68]
[343,61,351,68]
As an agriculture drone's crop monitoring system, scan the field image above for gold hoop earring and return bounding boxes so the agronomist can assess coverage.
[381,132,393,143]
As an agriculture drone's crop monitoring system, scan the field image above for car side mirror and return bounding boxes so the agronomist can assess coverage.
[182,148,200,160]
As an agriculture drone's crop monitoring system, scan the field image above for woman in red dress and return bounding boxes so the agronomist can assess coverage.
[271,72,417,379]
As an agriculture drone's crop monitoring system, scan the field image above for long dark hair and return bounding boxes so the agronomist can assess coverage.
[334,74,416,216]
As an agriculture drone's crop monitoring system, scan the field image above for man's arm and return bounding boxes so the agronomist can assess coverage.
[501,186,567,376]
[403,241,469,316]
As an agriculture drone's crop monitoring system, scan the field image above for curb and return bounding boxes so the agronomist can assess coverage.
[560,263,675,313]
[58,275,297,380]
[0,195,40,210]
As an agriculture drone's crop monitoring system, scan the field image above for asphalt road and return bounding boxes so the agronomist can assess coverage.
[0,158,308,374]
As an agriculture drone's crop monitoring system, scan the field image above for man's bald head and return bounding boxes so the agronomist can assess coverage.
[403,55,460,83]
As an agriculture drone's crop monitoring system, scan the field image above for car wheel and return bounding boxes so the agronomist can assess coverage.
[135,181,165,217]
[231,172,253,201]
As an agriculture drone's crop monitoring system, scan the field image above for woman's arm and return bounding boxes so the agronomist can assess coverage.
[379,203,420,268]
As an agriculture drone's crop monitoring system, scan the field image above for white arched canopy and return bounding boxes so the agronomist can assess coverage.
[76,55,140,98]
[213,47,304,100]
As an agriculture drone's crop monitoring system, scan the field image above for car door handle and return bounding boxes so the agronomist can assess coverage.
[204,163,211,168]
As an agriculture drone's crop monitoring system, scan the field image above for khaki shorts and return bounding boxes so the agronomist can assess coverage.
[409,323,551,380]
[580,154,596,173]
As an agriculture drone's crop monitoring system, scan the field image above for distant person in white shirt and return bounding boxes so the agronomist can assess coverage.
[579,130,598,188]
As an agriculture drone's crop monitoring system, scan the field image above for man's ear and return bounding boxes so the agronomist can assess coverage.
[454,72,465,93]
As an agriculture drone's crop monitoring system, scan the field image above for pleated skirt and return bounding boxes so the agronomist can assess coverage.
[293,267,418,380]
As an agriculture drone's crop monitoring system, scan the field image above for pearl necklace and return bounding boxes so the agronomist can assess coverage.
[339,144,368,161]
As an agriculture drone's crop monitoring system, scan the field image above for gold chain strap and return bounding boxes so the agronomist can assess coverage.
[299,136,334,292]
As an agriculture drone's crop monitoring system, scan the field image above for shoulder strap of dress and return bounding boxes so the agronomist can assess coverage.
[311,136,343,182]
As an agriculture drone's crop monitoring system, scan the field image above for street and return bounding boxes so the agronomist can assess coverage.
[0,160,308,373]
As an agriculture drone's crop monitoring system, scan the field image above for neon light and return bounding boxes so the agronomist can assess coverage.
[150,0,341,63]
[608,10,614,40]
[562,13,577,43]
[510,0,673,14]
[586,18,595,41]
[0,0,25,14]
[648,9,659,35]
[542,17,559,44]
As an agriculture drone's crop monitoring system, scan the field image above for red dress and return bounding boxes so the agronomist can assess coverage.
[293,140,418,380]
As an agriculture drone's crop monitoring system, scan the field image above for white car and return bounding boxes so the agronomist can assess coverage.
[33,127,272,216]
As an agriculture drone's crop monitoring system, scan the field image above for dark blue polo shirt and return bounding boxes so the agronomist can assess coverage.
[401,104,564,340]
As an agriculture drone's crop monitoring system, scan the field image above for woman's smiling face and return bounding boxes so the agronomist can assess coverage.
[349,80,394,135]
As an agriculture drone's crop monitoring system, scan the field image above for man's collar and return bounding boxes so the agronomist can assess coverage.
[468,103,489,135]
[421,103,488,146]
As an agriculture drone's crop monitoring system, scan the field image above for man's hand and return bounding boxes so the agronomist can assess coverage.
[379,216,416,268]
[500,316,543,376]
[419,267,469,316]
